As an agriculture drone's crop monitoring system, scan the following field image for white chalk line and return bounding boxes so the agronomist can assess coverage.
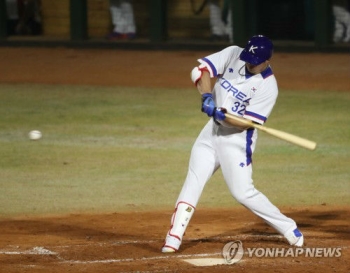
[0,246,57,255]
[61,252,223,265]
[0,245,222,265]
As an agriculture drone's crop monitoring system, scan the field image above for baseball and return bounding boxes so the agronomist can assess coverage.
[28,130,42,140]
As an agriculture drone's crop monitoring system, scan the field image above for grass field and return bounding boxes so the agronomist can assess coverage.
[0,83,349,217]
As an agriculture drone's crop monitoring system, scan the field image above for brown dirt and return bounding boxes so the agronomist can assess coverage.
[0,47,349,273]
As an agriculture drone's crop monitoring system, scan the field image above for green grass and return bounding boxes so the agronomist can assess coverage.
[0,84,349,217]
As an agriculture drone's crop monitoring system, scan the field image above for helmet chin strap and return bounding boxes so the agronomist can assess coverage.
[238,64,246,76]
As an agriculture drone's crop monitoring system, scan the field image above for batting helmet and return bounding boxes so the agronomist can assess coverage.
[239,35,273,65]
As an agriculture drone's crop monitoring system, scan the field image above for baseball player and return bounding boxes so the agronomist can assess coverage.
[161,35,304,253]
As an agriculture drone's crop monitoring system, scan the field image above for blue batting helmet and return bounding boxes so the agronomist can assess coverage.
[239,35,274,65]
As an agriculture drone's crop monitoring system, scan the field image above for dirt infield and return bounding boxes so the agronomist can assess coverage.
[0,48,349,273]
[0,206,349,272]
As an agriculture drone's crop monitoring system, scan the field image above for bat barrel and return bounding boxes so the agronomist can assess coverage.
[224,113,317,151]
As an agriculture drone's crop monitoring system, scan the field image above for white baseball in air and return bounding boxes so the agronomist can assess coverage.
[28,130,42,140]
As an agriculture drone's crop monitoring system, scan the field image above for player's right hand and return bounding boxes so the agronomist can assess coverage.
[201,93,215,117]
[214,107,227,121]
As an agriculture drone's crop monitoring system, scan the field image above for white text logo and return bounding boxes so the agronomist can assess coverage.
[249,45,258,53]
[247,247,342,258]
[222,241,342,264]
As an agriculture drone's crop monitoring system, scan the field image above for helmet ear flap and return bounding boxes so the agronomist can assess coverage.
[239,35,273,65]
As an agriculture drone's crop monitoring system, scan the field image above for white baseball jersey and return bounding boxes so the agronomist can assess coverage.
[198,45,278,127]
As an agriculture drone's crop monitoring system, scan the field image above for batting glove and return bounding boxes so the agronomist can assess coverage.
[214,107,227,121]
[201,93,215,117]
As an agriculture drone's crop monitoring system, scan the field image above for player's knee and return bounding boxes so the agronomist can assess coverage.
[233,194,248,205]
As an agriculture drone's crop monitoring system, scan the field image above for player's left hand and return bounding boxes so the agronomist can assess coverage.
[214,107,227,121]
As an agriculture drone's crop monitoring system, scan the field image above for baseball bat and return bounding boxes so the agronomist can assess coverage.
[224,113,317,150]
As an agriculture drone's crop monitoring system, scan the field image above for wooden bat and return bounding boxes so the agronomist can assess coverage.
[224,113,317,150]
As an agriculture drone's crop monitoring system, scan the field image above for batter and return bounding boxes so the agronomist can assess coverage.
[162,35,304,253]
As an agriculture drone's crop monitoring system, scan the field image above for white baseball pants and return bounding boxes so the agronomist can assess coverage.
[176,119,297,235]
